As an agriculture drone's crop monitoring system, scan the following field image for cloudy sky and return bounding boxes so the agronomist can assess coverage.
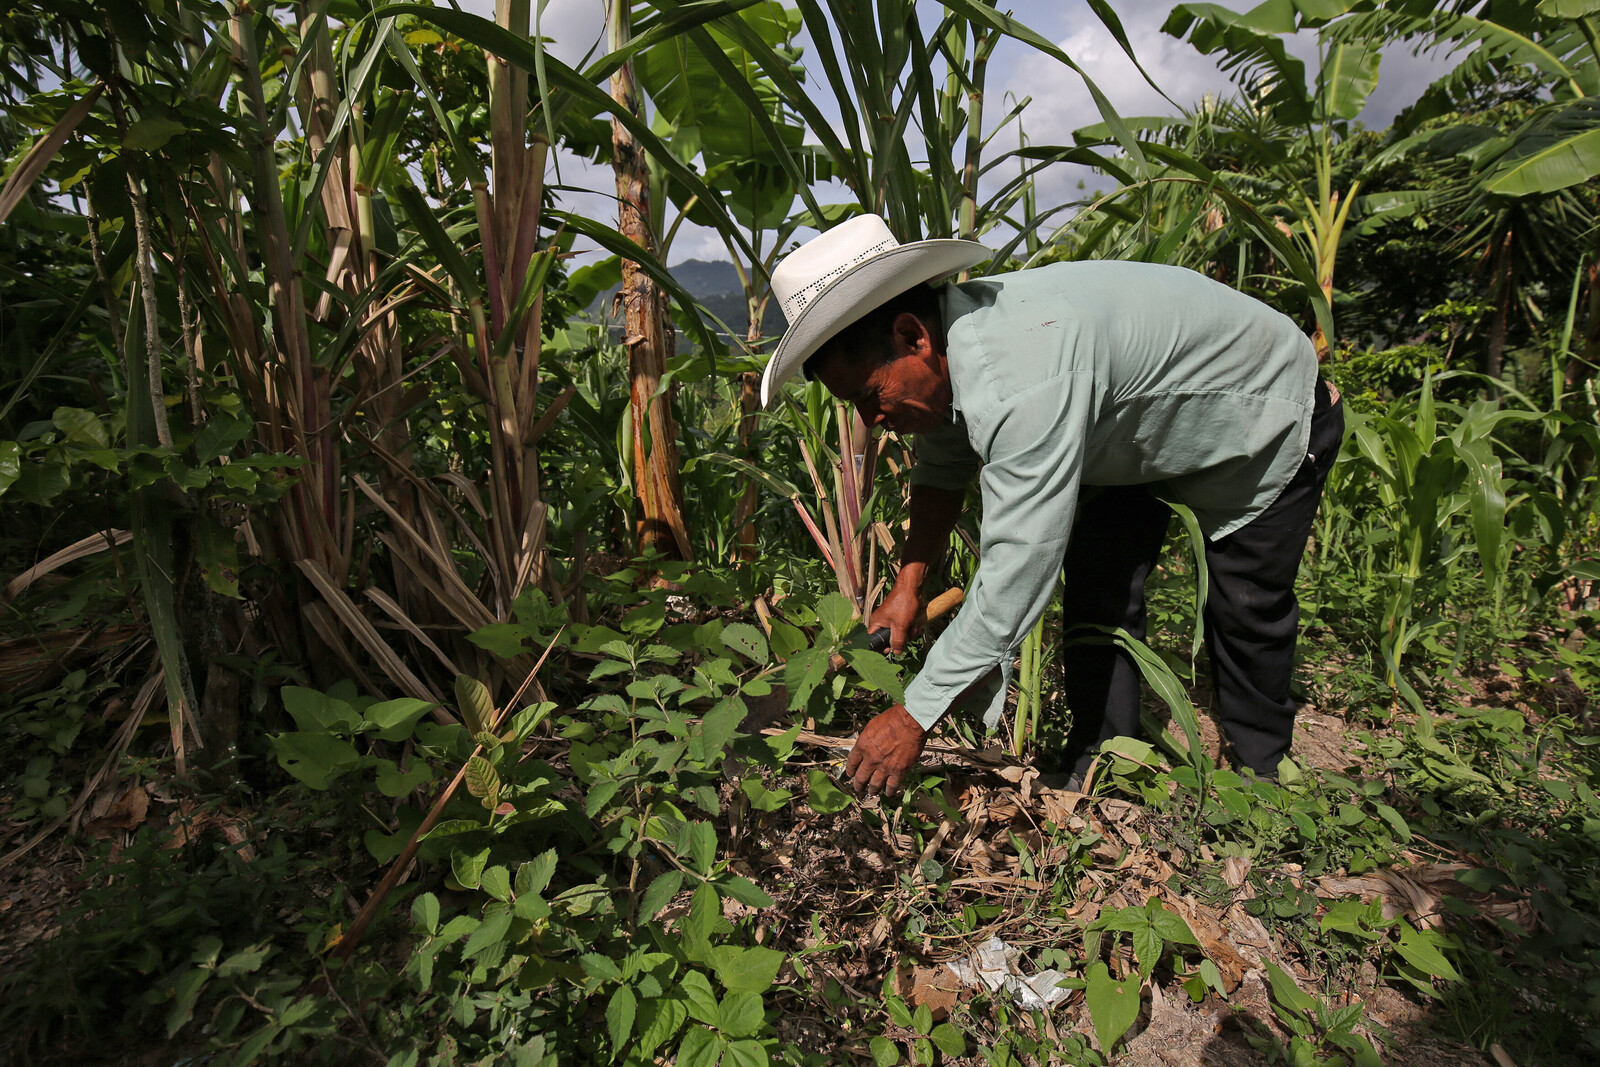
[455,0,1452,264]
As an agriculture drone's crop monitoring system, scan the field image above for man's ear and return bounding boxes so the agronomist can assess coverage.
[890,311,931,359]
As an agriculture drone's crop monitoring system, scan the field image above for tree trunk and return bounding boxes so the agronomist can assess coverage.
[607,0,691,562]
[1485,229,1513,381]
[1567,232,1600,392]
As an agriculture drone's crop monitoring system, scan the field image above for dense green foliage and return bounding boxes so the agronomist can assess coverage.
[0,1,1597,1065]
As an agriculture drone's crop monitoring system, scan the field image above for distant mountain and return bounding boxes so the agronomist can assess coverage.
[584,258,780,353]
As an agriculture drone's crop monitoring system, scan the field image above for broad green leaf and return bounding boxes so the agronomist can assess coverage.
[1395,923,1462,981]
[365,698,436,741]
[717,991,764,1037]
[411,892,440,935]
[607,985,638,1050]
[192,411,251,463]
[640,869,684,920]
[270,732,359,790]
[1264,961,1320,1016]
[1133,925,1163,974]
[451,846,489,890]
[581,952,625,983]
[699,696,746,763]
[870,1036,899,1067]
[373,759,432,798]
[680,969,721,1025]
[815,593,858,644]
[843,649,904,702]
[467,622,534,661]
[721,622,770,665]
[623,601,666,636]
[716,875,773,908]
[1099,735,1156,765]
[685,884,722,953]
[215,944,271,977]
[586,779,622,818]
[690,819,718,875]
[454,675,496,735]
[1539,0,1600,15]
[740,777,793,812]
[52,407,110,448]
[711,944,785,994]
[1484,99,1600,197]
[636,996,689,1055]
[516,850,558,898]
[460,909,512,960]
[1084,961,1141,1053]
[0,442,19,495]
[281,686,363,733]
[1147,903,1199,946]
[676,1026,722,1067]
[805,768,853,814]
[929,1023,964,1057]
[783,648,829,711]
[464,756,500,801]
[479,865,513,903]
[123,115,188,151]
[723,1039,768,1067]
[1373,803,1411,841]
[1318,41,1380,121]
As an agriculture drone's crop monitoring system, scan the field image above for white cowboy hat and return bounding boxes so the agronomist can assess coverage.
[760,214,990,406]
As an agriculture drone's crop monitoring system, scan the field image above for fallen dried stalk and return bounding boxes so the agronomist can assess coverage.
[327,631,562,961]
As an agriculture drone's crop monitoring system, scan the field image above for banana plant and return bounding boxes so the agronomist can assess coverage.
[1164,0,1422,359]
[1325,0,1600,381]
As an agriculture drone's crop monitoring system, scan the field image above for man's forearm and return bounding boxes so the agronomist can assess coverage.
[897,484,964,595]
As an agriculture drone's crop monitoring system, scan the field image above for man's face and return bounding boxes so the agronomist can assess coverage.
[816,313,952,436]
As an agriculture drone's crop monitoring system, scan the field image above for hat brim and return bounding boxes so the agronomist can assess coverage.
[760,239,990,406]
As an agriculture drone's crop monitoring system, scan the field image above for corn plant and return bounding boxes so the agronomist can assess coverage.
[1335,374,1543,711]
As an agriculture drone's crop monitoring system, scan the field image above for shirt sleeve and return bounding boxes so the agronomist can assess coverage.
[902,372,1099,731]
[908,418,983,491]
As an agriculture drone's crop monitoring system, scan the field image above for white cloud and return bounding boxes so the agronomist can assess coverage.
[442,1,1459,266]
[986,1,1456,211]
[455,0,604,67]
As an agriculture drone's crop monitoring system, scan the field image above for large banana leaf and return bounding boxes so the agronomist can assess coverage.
[1319,40,1381,120]
[1481,96,1600,196]
[1163,3,1313,126]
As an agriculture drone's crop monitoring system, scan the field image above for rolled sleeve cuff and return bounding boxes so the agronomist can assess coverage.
[903,653,1014,732]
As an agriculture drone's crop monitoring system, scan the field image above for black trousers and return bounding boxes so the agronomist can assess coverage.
[1056,380,1344,777]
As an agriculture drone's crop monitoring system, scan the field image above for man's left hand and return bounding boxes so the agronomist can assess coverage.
[845,705,927,796]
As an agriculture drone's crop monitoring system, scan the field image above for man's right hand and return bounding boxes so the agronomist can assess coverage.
[868,579,923,654]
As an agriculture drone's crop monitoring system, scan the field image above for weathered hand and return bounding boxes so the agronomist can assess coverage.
[845,705,927,797]
[867,581,922,654]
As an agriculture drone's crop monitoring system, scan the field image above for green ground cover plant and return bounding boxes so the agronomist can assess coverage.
[2,1,1599,1065]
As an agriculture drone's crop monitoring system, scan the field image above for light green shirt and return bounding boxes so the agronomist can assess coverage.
[903,261,1318,731]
